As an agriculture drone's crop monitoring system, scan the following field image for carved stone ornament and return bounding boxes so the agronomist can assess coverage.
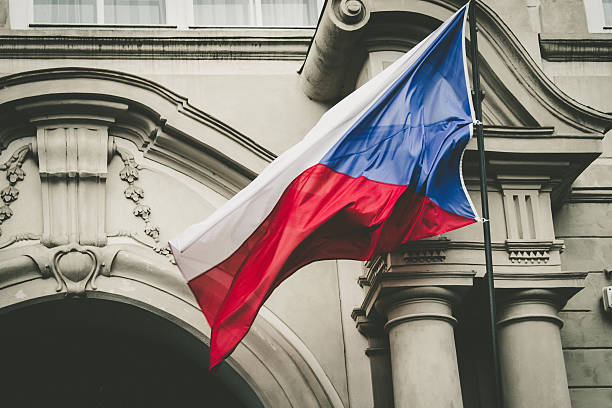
[402,238,450,264]
[113,146,174,263]
[27,244,120,296]
[505,240,564,264]
[0,144,31,236]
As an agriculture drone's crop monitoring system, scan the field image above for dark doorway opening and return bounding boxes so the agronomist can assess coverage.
[0,297,254,408]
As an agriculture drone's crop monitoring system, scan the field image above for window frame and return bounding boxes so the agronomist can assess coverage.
[584,0,612,32]
[28,0,174,28]
[190,0,325,28]
[8,0,323,29]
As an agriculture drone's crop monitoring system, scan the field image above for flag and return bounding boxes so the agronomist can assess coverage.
[169,4,477,369]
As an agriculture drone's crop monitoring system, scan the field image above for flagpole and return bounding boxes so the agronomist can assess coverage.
[468,2,504,407]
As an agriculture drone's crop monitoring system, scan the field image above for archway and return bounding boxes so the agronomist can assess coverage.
[0,297,263,408]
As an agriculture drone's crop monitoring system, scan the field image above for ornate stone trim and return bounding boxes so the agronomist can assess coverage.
[0,30,313,60]
[114,147,175,264]
[540,33,612,62]
[505,240,564,264]
[25,244,120,296]
[0,144,31,236]
[402,238,450,263]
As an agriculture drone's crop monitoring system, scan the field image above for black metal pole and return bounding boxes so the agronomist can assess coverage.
[468,2,503,407]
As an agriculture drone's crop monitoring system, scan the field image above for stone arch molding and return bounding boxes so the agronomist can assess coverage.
[0,67,343,408]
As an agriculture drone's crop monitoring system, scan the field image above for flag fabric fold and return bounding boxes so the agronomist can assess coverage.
[170,4,477,369]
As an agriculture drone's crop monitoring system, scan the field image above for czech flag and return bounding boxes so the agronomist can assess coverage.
[170,4,478,369]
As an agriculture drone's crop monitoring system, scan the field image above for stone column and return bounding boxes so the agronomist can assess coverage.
[381,287,464,408]
[497,289,571,408]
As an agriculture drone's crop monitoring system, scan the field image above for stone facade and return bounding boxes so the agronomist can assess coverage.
[0,1,610,407]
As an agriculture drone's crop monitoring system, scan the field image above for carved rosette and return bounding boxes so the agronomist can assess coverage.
[0,144,31,236]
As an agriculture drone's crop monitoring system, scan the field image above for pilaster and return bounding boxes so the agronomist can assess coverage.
[353,309,393,408]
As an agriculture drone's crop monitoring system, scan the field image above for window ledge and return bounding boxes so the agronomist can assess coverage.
[29,23,178,29]
[188,25,316,30]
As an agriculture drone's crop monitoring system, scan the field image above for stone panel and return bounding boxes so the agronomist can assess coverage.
[560,238,612,272]
[560,310,612,347]
[565,349,612,386]
[570,388,612,408]
[553,76,612,112]
[554,203,612,237]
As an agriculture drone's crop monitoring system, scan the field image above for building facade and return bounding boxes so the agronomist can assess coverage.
[0,0,610,407]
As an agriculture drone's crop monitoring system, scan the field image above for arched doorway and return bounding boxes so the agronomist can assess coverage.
[0,297,262,408]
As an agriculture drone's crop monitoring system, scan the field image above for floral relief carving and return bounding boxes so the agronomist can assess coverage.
[115,147,175,264]
[124,185,144,202]
[0,144,32,236]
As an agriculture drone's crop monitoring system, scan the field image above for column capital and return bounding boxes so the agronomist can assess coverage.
[496,287,581,329]
[377,286,464,315]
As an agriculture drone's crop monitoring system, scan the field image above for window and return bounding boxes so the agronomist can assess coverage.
[105,0,166,24]
[193,0,319,27]
[13,0,322,28]
[32,0,166,25]
[584,0,612,31]
[33,0,97,24]
[194,0,251,26]
[604,0,612,26]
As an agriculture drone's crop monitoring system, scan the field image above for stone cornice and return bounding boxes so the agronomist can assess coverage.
[539,33,612,62]
[567,187,612,203]
[0,28,313,60]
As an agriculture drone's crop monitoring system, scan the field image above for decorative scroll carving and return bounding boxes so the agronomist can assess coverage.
[0,144,31,236]
[49,245,102,295]
[112,149,175,263]
[333,0,366,25]
[20,244,121,296]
